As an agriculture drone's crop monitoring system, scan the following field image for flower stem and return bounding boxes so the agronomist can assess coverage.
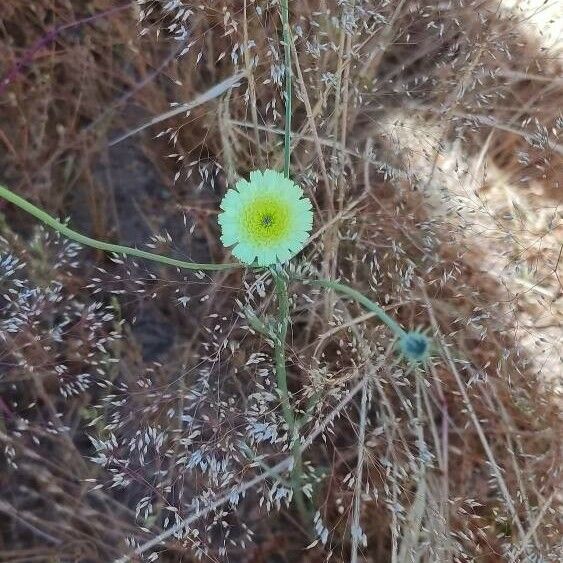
[280,0,292,178]
[273,271,294,431]
[272,270,309,526]
[0,184,239,272]
[278,1,310,525]
[305,278,407,338]
[290,437,309,526]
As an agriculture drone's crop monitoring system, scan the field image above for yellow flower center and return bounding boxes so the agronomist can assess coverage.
[242,197,291,244]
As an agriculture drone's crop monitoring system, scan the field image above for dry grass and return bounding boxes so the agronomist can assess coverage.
[0,0,561,561]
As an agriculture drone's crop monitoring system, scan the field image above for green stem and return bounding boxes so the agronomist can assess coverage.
[278,1,309,527]
[273,271,294,431]
[305,278,407,338]
[0,184,239,272]
[281,0,292,178]
[290,438,309,526]
[272,270,309,526]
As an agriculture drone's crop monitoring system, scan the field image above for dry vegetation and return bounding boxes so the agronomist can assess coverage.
[0,0,561,561]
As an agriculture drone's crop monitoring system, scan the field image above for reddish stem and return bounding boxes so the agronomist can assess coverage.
[0,2,132,97]
[0,395,14,420]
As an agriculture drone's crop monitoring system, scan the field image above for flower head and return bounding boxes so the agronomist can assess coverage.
[218,170,313,267]
[398,331,431,363]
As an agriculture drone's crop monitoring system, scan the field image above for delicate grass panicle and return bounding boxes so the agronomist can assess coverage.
[0,0,561,561]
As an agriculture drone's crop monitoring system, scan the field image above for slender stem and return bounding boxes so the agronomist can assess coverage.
[280,0,292,178]
[278,1,310,526]
[0,2,131,96]
[290,437,309,526]
[350,376,368,563]
[273,271,294,431]
[305,278,406,337]
[272,270,309,526]
[0,185,239,272]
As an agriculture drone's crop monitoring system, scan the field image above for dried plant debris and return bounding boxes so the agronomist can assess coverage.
[0,0,561,561]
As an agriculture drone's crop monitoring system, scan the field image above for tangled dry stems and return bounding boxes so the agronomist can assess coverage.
[0,0,561,561]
